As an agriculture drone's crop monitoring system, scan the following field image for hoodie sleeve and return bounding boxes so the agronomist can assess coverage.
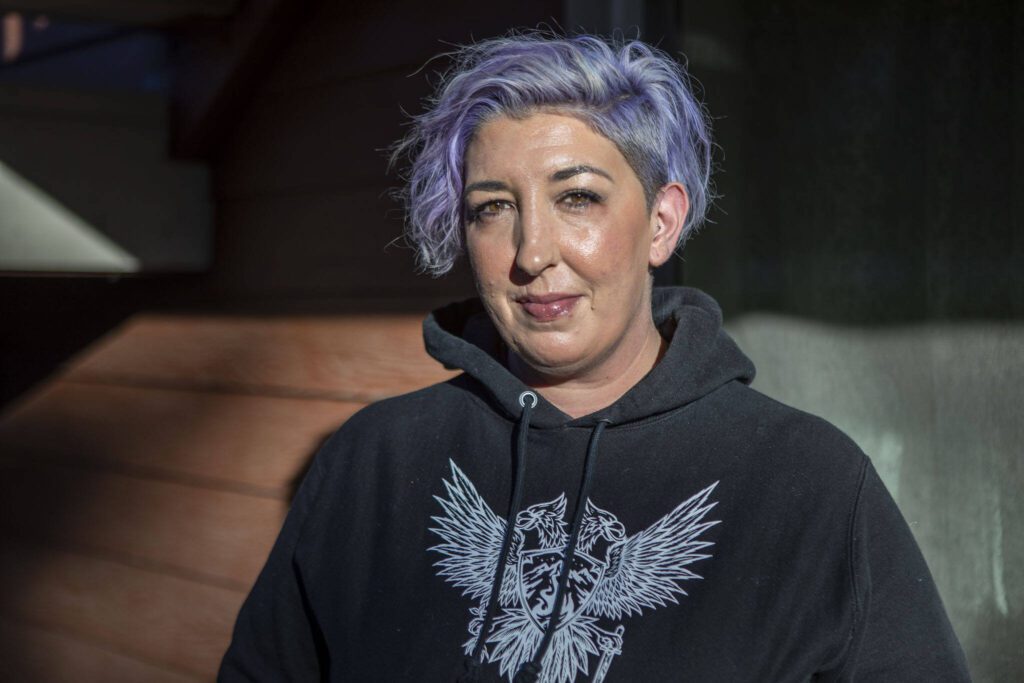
[217,435,335,682]
[836,460,971,681]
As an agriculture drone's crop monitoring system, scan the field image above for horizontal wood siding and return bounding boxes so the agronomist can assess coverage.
[0,382,361,495]
[0,541,244,678]
[64,313,453,402]
[0,617,201,683]
[0,312,453,679]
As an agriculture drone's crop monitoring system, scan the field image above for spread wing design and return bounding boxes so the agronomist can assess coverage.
[588,482,719,620]
[428,460,507,602]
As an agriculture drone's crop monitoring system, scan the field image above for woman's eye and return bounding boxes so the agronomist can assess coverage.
[467,200,513,223]
[560,190,600,210]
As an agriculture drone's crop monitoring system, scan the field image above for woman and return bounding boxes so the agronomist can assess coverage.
[220,33,969,682]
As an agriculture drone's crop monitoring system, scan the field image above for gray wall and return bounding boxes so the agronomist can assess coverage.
[679,1,1023,679]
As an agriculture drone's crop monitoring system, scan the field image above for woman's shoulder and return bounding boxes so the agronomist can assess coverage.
[716,380,867,459]
[313,374,487,464]
[296,377,480,489]
[702,380,871,496]
[341,375,481,432]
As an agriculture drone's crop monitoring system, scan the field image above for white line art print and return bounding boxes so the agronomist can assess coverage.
[429,460,720,683]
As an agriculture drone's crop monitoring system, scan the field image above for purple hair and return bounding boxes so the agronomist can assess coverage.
[390,32,714,276]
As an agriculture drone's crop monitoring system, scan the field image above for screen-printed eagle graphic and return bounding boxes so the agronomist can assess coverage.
[429,460,720,683]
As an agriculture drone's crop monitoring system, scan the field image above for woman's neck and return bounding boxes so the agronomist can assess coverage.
[508,320,668,419]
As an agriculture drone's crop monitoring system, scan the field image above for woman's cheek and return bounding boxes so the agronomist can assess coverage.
[575,224,632,280]
[565,222,605,268]
[467,241,500,287]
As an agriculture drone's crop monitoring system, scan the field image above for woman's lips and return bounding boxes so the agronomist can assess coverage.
[517,294,581,321]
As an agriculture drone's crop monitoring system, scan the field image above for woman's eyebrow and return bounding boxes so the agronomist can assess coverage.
[550,165,613,182]
[463,180,510,196]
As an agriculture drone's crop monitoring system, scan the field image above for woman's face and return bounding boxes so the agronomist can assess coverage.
[463,112,679,381]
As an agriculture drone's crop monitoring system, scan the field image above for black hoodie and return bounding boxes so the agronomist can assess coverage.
[219,287,970,682]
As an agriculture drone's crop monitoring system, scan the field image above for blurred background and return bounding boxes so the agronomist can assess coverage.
[0,0,1019,680]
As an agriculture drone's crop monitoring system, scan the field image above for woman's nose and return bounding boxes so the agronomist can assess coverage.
[514,207,559,277]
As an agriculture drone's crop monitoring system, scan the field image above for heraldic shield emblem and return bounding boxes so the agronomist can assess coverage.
[430,460,720,683]
[519,549,605,631]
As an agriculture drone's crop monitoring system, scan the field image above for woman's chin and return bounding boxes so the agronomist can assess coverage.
[509,344,594,383]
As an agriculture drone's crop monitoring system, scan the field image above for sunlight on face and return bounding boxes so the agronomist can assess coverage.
[463,112,663,381]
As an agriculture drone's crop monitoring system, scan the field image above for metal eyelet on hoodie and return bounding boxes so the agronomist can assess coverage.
[518,390,538,408]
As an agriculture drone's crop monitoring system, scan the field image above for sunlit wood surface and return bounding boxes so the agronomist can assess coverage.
[0,312,453,680]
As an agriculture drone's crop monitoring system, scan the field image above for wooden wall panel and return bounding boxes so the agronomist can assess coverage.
[0,381,360,495]
[0,617,201,683]
[0,461,288,589]
[0,311,450,679]
[0,542,244,678]
[63,313,456,400]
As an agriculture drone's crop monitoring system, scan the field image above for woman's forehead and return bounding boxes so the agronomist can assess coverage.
[464,112,631,183]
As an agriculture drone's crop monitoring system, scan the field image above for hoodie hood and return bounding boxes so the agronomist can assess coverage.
[423,286,756,429]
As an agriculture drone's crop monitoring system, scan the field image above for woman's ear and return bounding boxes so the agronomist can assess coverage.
[648,182,689,268]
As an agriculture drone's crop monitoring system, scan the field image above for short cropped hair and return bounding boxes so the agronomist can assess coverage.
[391,32,714,276]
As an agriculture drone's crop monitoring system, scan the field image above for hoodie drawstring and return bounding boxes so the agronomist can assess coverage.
[459,391,612,683]
[514,419,610,683]
[459,390,537,683]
